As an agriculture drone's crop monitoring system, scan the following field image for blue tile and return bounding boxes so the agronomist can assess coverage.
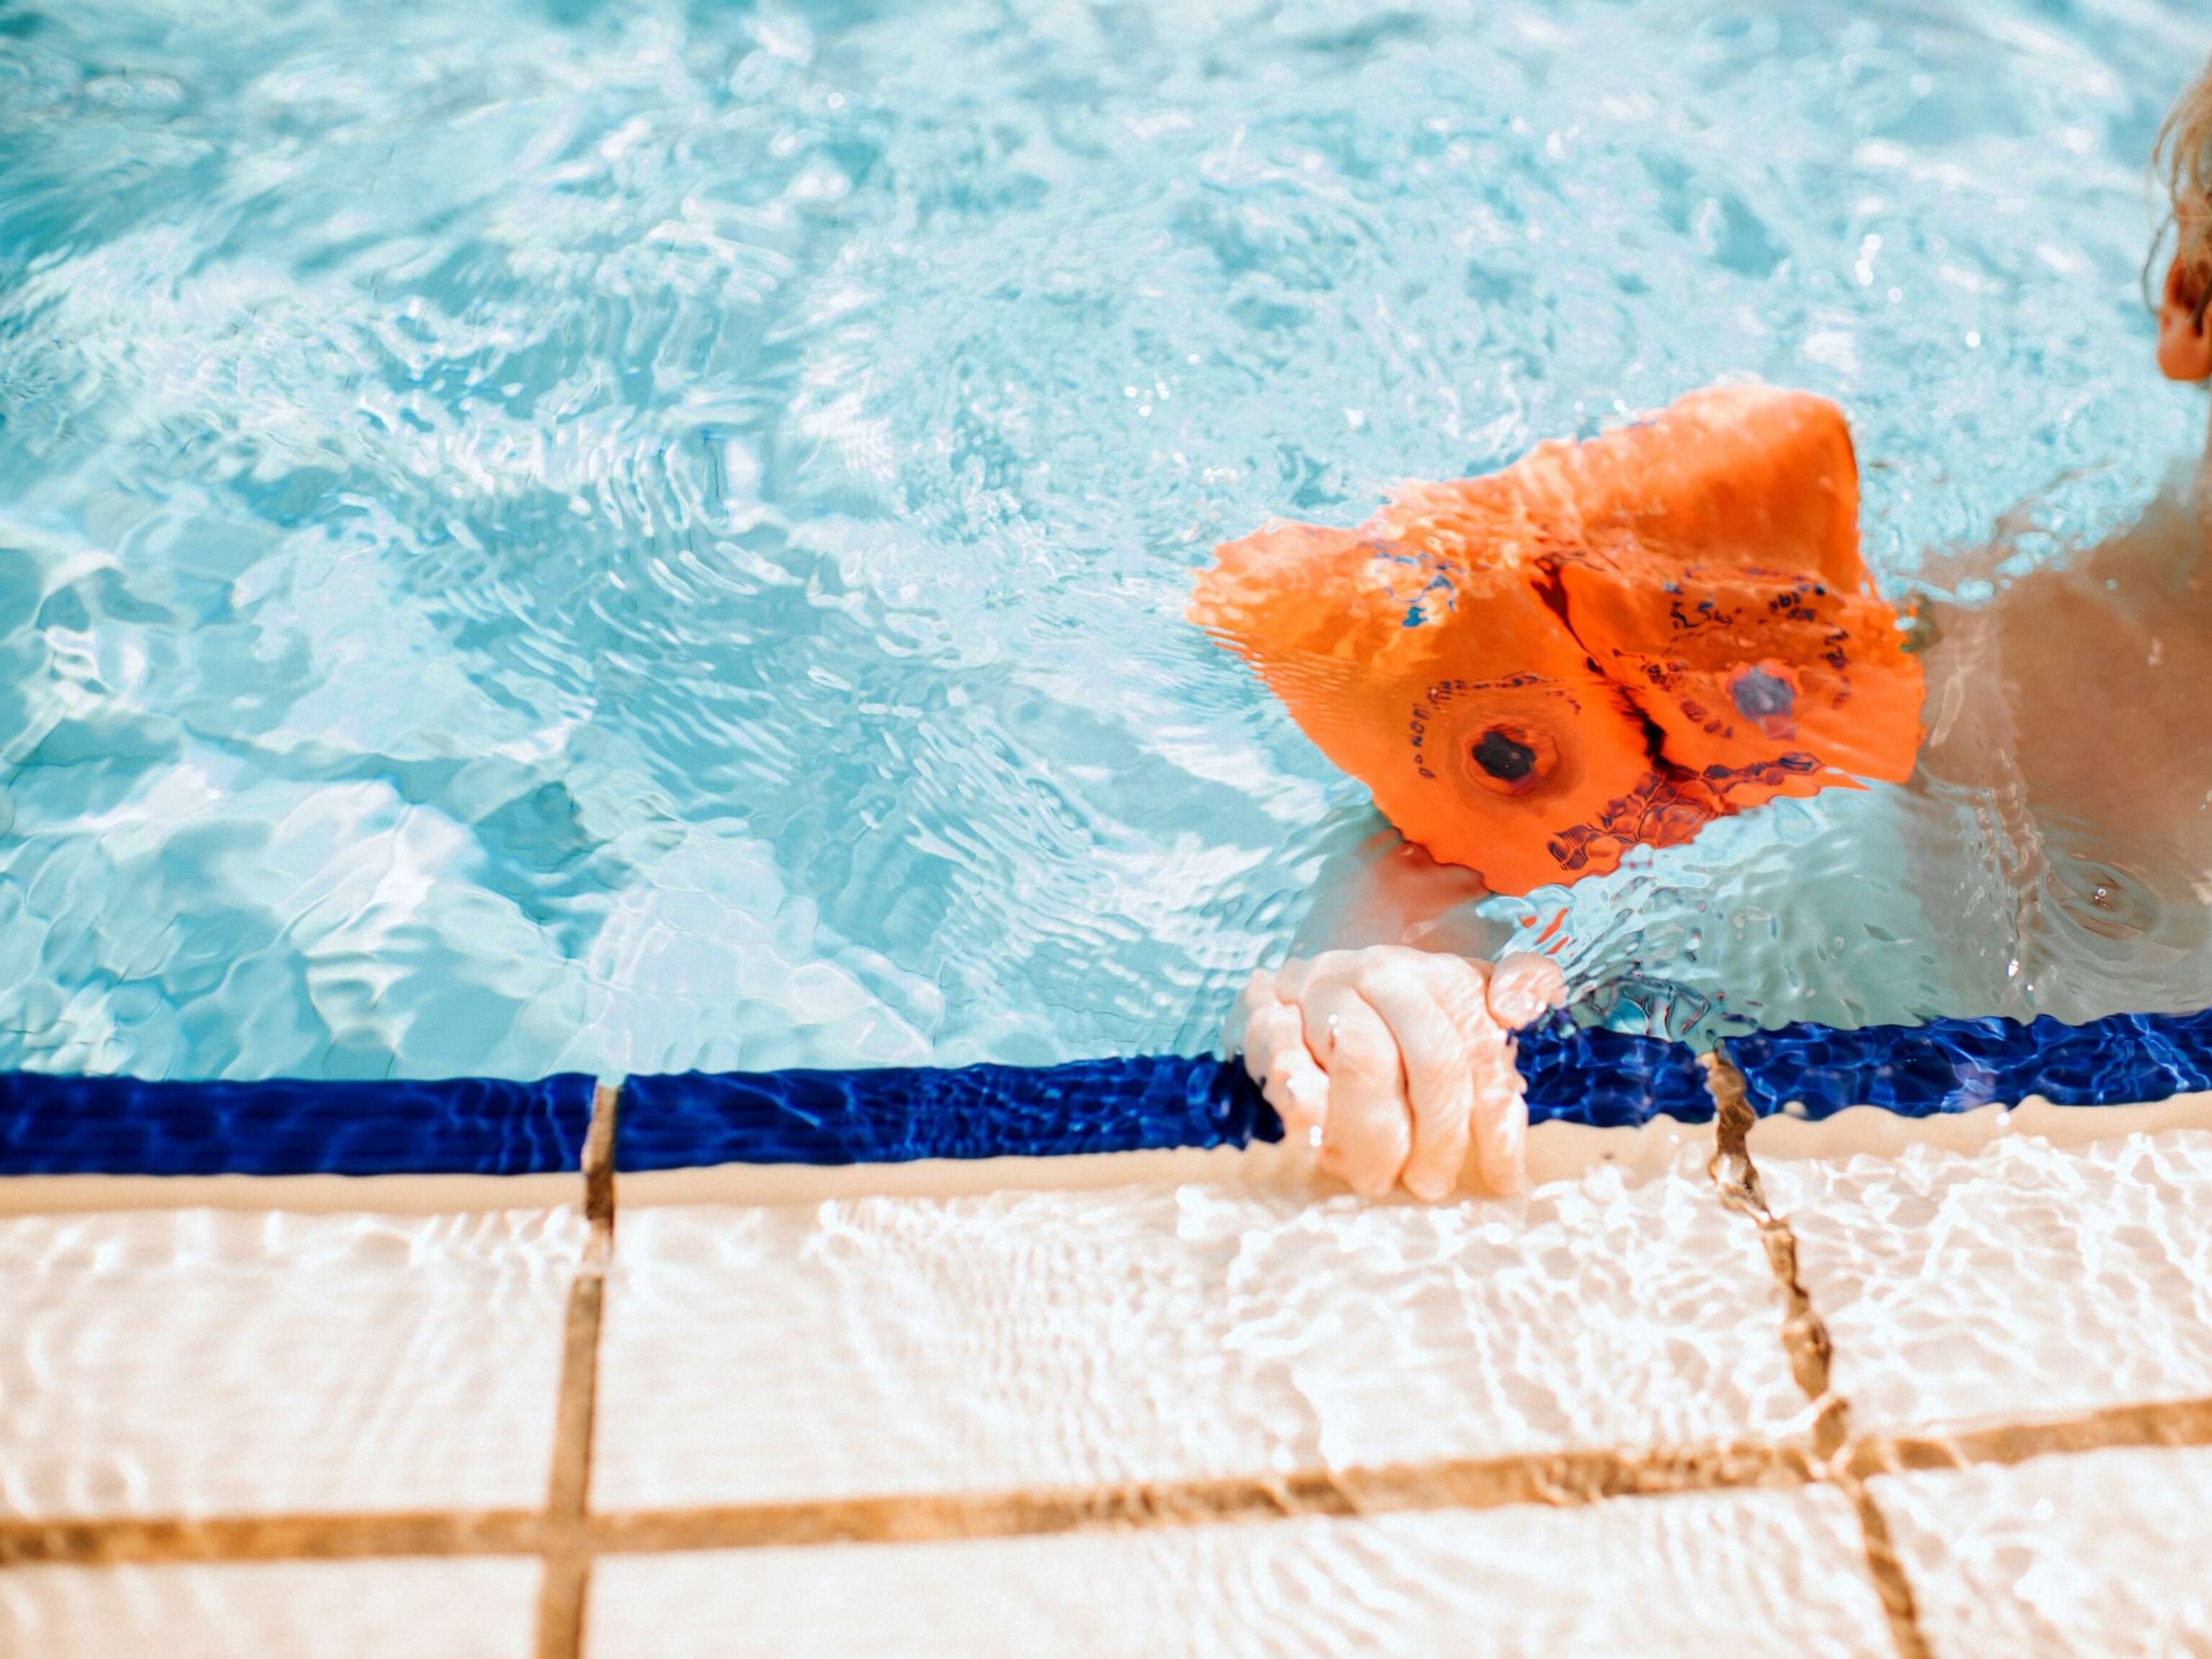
[1727,1010,2212,1118]
[617,1055,1281,1170]
[11,1007,2201,1179]
[0,1071,598,1177]
[1519,1019,1714,1128]
[617,1025,1712,1172]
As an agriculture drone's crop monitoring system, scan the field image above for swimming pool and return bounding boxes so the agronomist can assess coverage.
[1,0,2207,1082]
[13,8,2212,1658]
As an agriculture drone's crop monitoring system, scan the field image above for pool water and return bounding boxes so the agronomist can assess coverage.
[1,0,2207,1081]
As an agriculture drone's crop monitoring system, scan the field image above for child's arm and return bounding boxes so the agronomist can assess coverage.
[1231,946,1565,1199]
[1282,828,1519,960]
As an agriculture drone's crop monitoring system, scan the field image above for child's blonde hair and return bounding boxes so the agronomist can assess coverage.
[2155,58,2212,302]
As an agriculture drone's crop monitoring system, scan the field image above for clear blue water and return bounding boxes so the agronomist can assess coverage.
[1,0,2208,1080]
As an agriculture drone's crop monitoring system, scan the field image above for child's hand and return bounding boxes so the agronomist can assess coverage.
[1231,948,1567,1200]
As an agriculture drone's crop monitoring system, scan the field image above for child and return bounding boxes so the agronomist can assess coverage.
[1232,60,2212,1202]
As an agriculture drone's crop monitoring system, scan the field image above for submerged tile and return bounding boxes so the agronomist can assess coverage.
[615,1029,1706,1174]
[0,1071,598,1177]
[1758,1131,2212,1431]
[586,1486,1891,1659]
[0,1207,583,1516]
[617,1056,1277,1169]
[593,1153,1801,1510]
[1874,1446,2212,1658]
[1727,1010,2212,1118]
[0,1557,539,1659]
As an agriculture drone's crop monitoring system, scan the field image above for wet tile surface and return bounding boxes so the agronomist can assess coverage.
[0,1072,596,1177]
[586,1487,1890,1659]
[618,1056,1276,1167]
[616,1029,1708,1169]
[593,1154,1801,1509]
[0,1557,540,1659]
[1875,1447,2212,1658]
[1758,1130,2212,1431]
[1729,1011,2212,1118]
[0,1208,583,1516]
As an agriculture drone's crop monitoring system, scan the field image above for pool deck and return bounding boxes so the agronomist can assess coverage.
[4,1073,2211,1657]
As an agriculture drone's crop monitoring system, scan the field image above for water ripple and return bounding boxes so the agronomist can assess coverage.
[0,0,2206,1077]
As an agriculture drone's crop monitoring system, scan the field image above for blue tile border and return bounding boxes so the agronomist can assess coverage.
[0,1022,1696,1178]
[1,1009,2206,1178]
[1518,1020,1712,1129]
[1727,1010,2212,1119]
[618,1055,1274,1171]
[615,1022,1704,1170]
[0,1072,598,1177]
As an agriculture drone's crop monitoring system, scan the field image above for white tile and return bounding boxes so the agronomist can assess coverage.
[594,1156,1801,1509]
[586,1486,1892,1659]
[0,1557,540,1659]
[1758,1130,2212,1432]
[0,1208,584,1517]
[1874,1446,2212,1658]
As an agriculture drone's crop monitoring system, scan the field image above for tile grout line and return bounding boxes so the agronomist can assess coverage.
[1700,1051,1847,1455]
[11,1392,2212,1568]
[0,1511,550,1566]
[1850,1394,2212,1478]
[1836,1475,1935,1659]
[6,1069,2212,1614]
[532,1078,621,1659]
[1700,1048,1933,1659]
[581,1439,1822,1549]
[0,1440,1818,1566]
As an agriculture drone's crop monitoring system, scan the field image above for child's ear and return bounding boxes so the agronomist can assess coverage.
[2158,255,2212,382]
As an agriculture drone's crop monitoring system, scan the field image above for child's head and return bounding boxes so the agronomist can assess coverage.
[2156,58,2212,382]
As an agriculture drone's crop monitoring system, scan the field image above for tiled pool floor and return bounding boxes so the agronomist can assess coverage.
[4,1081,2212,1658]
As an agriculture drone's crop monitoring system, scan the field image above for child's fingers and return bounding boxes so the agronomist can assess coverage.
[1350,960,1477,1201]
[1300,980,1411,1196]
[1485,953,1568,1028]
[1241,999,1328,1141]
[1229,967,1280,1044]
[1403,951,1529,1196]
[1244,948,1558,1200]
[1238,968,1292,1057]
[1405,949,1503,1051]
[1465,1051,1530,1197]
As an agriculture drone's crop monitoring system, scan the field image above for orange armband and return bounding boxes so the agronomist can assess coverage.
[1190,385,1924,895]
